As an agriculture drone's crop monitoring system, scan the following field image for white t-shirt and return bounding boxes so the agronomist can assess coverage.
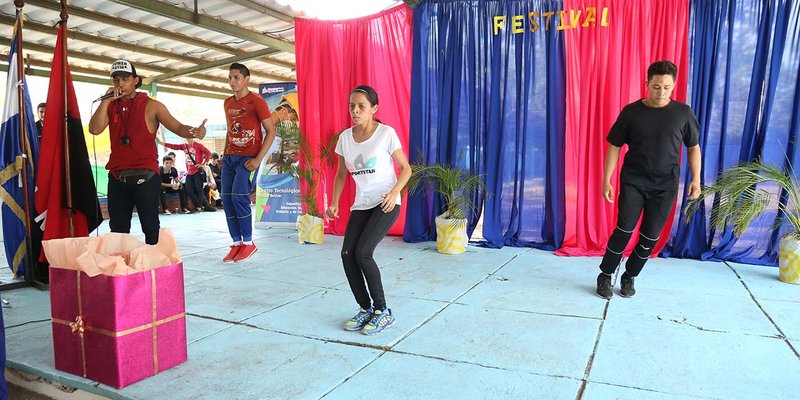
[335,123,403,210]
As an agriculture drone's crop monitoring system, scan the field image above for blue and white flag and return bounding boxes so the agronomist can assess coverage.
[0,14,39,278]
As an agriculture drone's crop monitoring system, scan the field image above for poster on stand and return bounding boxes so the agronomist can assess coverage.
[255,82,302,227]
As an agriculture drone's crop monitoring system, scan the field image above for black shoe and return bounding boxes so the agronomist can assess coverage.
[620,272,636,298]
[596,273,613,299]
[203,206,217,212]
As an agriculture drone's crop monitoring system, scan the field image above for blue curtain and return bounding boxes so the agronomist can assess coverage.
[404,0,566,250]
[666,0,800,265]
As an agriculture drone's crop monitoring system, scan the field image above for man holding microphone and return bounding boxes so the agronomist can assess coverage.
[89,59,207,244]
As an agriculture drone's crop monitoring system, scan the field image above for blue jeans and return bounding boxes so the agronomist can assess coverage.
[222,155,254,242]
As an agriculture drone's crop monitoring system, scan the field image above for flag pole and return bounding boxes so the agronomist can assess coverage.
[60,0,74,237]
[14,0,35,283]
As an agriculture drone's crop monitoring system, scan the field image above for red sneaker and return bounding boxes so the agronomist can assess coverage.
[234,243,258,262]
[223,244,241,263]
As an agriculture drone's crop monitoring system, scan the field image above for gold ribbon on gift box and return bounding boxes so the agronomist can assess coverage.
[52,270,185,377]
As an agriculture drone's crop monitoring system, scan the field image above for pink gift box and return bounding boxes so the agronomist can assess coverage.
[49,263,187,389]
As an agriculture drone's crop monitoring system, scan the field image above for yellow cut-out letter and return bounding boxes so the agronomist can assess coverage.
[529,12,540,32]
[583,7,597,27]
[542,11,555,30]
[494,16,506,36]
[512,15,524,34]
[569,10,582,28]
[557,11,570,30]
[601,7,609,26]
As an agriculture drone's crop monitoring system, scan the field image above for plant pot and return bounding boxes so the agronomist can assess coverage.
[435,214,468,254]
[779,236,800,285]
[297,214,324,244]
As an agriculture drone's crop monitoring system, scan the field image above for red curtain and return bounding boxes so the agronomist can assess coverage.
[557,0,690,256]
[295,5,413,236]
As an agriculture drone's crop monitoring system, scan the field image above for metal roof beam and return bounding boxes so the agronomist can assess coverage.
[227,0,294,24]
[24,0,295,71]
[110,0,295,54]
[0,16,293,82]
[144,48,290,84]
[1,54,233,96]
[0,36,258,89]
[0,15,202,65]
[26,0,244,54]
[0,63,228,100]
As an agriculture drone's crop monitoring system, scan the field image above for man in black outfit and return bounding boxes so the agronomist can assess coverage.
[596,60,702,299]
[35,102,45,142]
[159,156,190,214]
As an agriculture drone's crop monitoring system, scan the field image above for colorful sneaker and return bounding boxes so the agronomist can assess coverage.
[223,244,241,263]
[620,272,636,298]
[362,309,395,335]
[596,273,613,299]
[343,307,374,331]
[234,243,258,262]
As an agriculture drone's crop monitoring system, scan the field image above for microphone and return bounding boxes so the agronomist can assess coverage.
[93,92,116,102]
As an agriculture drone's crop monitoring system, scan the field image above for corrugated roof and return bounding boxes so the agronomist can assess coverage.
[1,0,304,99]
[1,0,410,99]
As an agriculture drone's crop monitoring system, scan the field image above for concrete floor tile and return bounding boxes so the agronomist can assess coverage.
[2,288,51,335]
[245,288,446,347]
[590,317,800,400]
[359,248,522,302]
[120,325,380,400]
[605,289,778,337]
[758,299,800,340]
[627,258,749,298]
[729,262,800,302]
[5,323,54,370]
[178,250,260,274]
[326,352,581,400]
[233,253,346,289]
[182,269,229,287]
[459,256,605,319]
[582,382,712,399]
[185,315,234,344]
[184,275,320,322]
[393,303,600,379]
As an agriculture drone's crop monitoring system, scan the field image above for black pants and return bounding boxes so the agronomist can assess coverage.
[160,187,188,212]
[341,205,400,311]
[599,182,676,277]
[108,172,161,245]
[185,173,211,210]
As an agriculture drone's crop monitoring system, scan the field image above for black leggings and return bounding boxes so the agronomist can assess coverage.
[599,183,676,277]
[341,205,400,311]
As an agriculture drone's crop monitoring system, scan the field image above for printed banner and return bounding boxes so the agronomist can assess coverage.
[255,82,302,227]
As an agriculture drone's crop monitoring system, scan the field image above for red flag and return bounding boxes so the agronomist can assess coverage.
[35,23,102,249]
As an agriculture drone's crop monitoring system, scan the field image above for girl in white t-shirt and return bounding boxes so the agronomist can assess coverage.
[327,85,411,336]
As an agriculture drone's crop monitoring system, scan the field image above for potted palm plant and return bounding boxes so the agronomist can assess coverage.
[685,161,800,284]
[295,130,324,244]
[407,159,485,254]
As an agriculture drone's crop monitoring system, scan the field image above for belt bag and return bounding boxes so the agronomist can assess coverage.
[117,169,155,184]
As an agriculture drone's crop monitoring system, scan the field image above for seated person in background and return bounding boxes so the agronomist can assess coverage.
[209,152,223,207]
[159,156,190,214]
[157,137,217,212]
